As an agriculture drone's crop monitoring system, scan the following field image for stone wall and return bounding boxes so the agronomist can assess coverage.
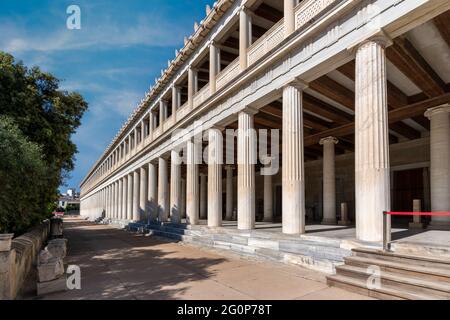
[0,220,50,300]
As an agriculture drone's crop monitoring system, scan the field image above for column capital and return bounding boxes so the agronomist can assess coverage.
[188,66,198,73]
[209,125,225,132]
[424,104,450,119]
[349,30,393,55]
[319,136,339,146]
[240,106,259,116]
[279,78,309,91]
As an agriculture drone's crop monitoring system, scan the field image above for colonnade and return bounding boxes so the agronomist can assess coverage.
[81,36,450,243]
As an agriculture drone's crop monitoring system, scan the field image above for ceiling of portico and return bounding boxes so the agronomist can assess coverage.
[221,9,450,163]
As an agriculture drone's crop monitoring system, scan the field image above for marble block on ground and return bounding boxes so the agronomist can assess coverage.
[38,258,64,282]
[37,276,67,296]
[46,238,68,259]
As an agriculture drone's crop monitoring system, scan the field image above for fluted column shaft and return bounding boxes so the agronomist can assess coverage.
[284,0,296,38]
[355,38,391,242]
[132,170,140,221]
[263,174,273,222]
[115,181,119,219]
[238,109,257,230]
[200,174,207,219]
[118,179,123,220]
[239,8,252,70]
[188,68,197,108]
[208,128,223,227]
[172,86,180,113]
[170,151,182,224]
[107,185,112,218]
[139,167,148,222]
[320,137,339,225]
[210,43,219,94]
[282,84,305,234]
[158,157,169,222]
[181,179,187,219]
[127,173,133,220]
[425,105,450,224]
[186,139,199,225]
[122,176,128,220]
[148,162,158,222]
[225,166,234,220]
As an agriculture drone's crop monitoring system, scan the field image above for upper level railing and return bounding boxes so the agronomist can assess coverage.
[216,57,240,90]
[193,84,211,109]
[295,0,337,30]
[84,0,341,191]
[248,19,285,67]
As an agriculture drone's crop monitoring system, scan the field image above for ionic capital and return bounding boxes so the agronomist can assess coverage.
[319,136,339,146]
[424,104,450,120]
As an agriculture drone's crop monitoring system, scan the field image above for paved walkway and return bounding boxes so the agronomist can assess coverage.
[39,217,372,300]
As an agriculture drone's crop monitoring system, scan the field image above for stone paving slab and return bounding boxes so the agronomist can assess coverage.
[35,217,373,300]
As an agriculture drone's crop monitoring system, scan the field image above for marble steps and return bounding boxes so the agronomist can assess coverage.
[327,247,450,300]
[353,248,450,269]
[144,223,350,273]
[326,274,438,300]
[335,264,450,299]
[344,256,450,284]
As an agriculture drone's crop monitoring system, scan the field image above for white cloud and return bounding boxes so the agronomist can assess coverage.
[0,12,187,55]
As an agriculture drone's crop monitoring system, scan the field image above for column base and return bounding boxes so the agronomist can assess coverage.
[427,221,450,230]
[321,219,337,225]
[263,218,273,223]
[408,222,424,229]
[338,220,352,226]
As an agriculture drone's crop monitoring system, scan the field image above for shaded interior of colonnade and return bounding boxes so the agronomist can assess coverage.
[149,10,450,238]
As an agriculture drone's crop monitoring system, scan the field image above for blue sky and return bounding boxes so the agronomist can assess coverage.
[0,0,213,192]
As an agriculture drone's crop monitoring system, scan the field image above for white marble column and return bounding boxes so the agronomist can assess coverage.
[170,150,182,224]
[188,67,197,108]
[132,170,140,221]
[210,42,220,94]
[107,185,112,218]
[239,7,252,70]
[122,176,128,220]
[320,136,339,225]
[111,184,116,219]
[355,37,391,242]
[225,166,234,221]
[118,179,123,220]
[284,0,296,38]
[139,166,148,222]
[181,178,187,220]
[208,128,223,227]
[263,174,273,222]
[172,86,180,113]
[148,162,158,222]
[160,100,167,124]
[127,173,133,220]
[425,105,450,225]
[199,173,207,220]
[186,139,199,225]
[238,108,257,230]
[282,84,306,234]
[115,181,120,220]
[158,157,169,222]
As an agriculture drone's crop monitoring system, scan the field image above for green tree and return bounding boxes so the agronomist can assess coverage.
[0,117,49,234]
[0,52,88,234]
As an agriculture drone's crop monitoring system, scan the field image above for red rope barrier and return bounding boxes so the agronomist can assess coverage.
[385,211,450,216]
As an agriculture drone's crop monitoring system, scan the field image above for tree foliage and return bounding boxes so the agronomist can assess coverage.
[0,52,88,234]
